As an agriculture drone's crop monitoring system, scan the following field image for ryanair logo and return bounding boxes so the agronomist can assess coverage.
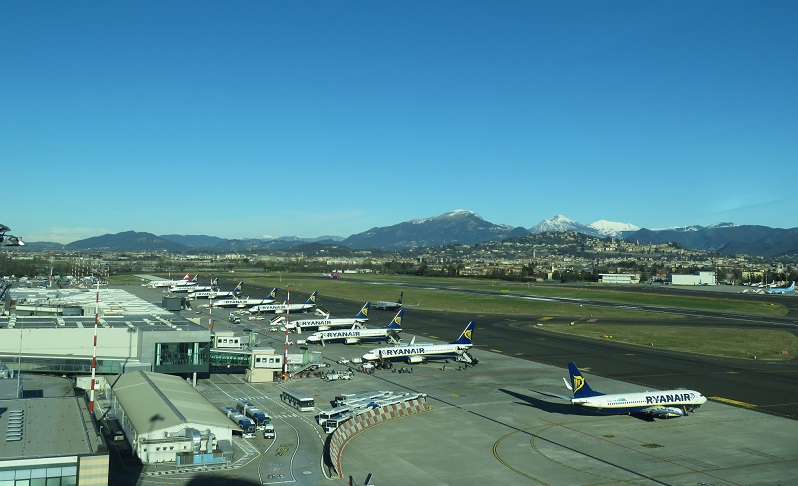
[382,347,425,356]
[268,289,275,298]
[463,329,472,341]
[645,393,696,404]
[362,308,369,317]
[329,331,361,338]
[297,320,332,326]
[395,316,402,326]
[310,294,317,303]
[573,375,585,394]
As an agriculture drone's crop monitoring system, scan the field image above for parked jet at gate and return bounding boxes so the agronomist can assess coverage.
[192,281,243,300]
[285,302,370,332]
[362,320,476,364]
[148,273,191,288]
[248,291,318,314]
[212,288,278,308]
[554,362,707,419]
[372,292,403,311]
[186,276,219,293]
[767,281,795,294]
[307,309,402,345]
[168,274,201,292]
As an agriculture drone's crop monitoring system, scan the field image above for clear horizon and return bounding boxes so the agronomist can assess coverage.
[3,2,796,244]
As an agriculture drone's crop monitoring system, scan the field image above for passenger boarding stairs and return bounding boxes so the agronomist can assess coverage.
[455,350,478,365]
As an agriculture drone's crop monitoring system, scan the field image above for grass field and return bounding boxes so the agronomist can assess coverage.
[534,322,798,361]
[120,271,796,360]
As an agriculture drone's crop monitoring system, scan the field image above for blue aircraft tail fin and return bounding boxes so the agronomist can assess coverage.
[305,291,318,305]
[211,277,219,288]
[386,309,403,330]
[232,282,243,295]
[567,362,603,398]
[355,302,370,319]
[450,321,475,345]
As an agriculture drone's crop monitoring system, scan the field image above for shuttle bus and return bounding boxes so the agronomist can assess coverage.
[280,390,315,412]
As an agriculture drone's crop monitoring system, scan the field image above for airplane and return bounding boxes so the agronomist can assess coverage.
[186,276,219,293]
[306,309,403,345]
[191,281,243,300]
[167,274,201,292]
[211,287,278,308]
[248,291,319,315]
[372,291,403,311]
[285,302,370,333]
[362,320,476,364]
[148,273,191,288]
[547,362,707,419]
[766,281,795,294]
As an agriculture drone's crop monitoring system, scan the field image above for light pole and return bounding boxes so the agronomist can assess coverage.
[283,285,291,380]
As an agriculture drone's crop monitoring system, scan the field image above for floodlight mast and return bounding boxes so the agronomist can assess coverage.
[283,285,291,380]
[89,273,99,413]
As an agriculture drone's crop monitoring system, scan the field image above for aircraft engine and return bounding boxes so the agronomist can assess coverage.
[318,326,330,331]
[344,338,361,345]
[406,356,426,364]
[653,407,685,418]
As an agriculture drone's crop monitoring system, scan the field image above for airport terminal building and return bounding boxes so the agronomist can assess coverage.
[0,288,211,378]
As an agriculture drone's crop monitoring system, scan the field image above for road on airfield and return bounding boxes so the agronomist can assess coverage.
[210,276,798,420]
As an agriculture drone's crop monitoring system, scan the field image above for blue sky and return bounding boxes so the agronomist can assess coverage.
[2,1,796,244]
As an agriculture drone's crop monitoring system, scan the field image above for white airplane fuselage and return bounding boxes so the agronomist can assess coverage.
[249,303,315,314]
[363,343,471,362]
[307,327,398,344]
[213,297,276,309]
[573,389,707,417]
[286,318,366,332]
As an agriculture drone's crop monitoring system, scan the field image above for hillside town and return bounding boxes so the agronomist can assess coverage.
[2,232,796,286]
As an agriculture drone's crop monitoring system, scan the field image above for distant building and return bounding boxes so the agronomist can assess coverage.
[599,273,640,284]
[669,271,717,286]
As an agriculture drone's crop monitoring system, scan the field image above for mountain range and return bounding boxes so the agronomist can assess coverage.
[18,211,798,258]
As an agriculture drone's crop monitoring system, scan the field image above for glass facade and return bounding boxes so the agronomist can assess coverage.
[0,465,77,486]
[153,341,209,374]
[0,356,123,375]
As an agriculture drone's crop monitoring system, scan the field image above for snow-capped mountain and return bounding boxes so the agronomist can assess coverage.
[587,220,641,237]
[528,215,595,235]
[529,215,641,238]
